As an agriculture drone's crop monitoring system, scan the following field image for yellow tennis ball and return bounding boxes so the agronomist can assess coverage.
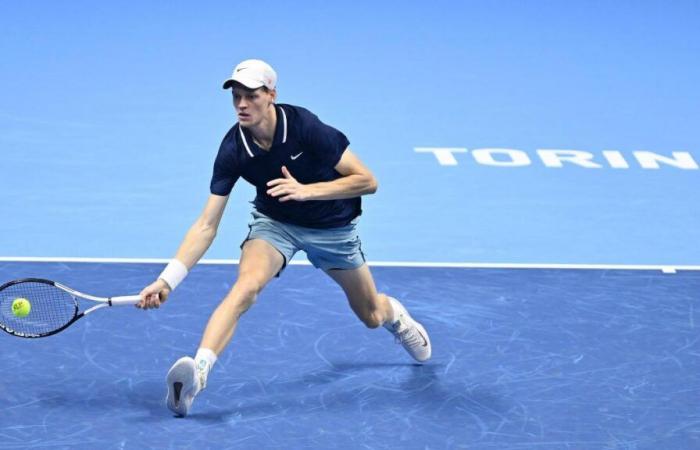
[12,298,31,318]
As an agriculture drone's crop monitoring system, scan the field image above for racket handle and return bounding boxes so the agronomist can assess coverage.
[109,295,142,306]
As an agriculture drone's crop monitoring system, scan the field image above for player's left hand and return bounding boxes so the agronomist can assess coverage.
[266,166,312,202]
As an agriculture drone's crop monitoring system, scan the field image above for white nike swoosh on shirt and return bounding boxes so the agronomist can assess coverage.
[291,152,303,160]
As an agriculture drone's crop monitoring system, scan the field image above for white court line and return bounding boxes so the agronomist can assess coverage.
[0,256,698,272]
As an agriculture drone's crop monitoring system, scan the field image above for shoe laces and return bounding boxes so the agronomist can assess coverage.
[392,320,422,347]
[196,361,209,390]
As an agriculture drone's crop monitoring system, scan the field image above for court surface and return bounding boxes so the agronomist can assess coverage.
[1,1,699,449]
[1,262,698,449]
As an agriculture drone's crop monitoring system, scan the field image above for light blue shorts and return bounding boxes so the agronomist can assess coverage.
[241,210,366,275]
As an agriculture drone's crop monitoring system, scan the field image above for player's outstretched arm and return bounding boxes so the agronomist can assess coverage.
[138,194,230,309]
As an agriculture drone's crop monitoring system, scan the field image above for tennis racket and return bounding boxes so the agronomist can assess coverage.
[0,278,142,338]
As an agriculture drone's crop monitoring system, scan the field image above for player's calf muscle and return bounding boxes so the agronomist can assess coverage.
[361,311,384,329]
[356,293,389,328]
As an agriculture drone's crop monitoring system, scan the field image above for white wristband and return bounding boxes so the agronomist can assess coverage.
[159,259,188,290]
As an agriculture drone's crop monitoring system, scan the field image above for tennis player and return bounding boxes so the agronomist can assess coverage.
[137,59,432,417]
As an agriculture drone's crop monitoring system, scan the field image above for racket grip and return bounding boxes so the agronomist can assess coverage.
[109,295,142,306]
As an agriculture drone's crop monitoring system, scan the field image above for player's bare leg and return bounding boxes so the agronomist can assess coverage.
[199,239,284,353]
[324,264,392,328]
[166,239,283,417]
[325,264,431,362]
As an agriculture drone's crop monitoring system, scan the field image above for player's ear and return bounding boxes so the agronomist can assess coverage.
[268,88,277,104]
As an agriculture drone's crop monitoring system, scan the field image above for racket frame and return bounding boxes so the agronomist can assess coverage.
[0,278,140,338]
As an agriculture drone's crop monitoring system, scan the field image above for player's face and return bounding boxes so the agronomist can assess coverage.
[232,86,275,127]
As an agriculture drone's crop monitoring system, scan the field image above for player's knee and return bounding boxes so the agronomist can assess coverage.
[225,278,263,313]
[235,276,264,299]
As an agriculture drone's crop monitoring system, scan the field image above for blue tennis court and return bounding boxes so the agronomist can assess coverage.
[2,262,698,449]
[1,1,699,449]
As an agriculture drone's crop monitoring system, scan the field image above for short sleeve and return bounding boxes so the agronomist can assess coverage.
[303,113,350,168]
[209,127,241,196]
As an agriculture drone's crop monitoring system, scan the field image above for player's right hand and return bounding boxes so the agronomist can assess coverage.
[137,279,171,310]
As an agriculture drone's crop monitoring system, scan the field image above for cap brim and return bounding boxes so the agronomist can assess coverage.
[222,77,265,90]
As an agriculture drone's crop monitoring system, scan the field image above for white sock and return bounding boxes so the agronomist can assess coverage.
[194,348,217,388]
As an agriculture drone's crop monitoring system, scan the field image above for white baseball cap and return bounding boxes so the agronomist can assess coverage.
[222,59,277,90]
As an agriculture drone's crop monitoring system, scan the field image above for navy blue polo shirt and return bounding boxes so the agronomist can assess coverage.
[210,104,361,228]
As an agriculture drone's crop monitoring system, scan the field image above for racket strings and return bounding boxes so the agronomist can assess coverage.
[0,282,77,336]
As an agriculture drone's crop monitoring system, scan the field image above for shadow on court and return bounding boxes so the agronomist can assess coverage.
[186,362,506,423]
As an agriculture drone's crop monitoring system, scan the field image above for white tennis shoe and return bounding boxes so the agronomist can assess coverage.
[385,297,432,362]
[166,356,202,417]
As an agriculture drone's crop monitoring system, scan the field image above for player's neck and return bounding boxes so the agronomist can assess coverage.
[250,104,277,151]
